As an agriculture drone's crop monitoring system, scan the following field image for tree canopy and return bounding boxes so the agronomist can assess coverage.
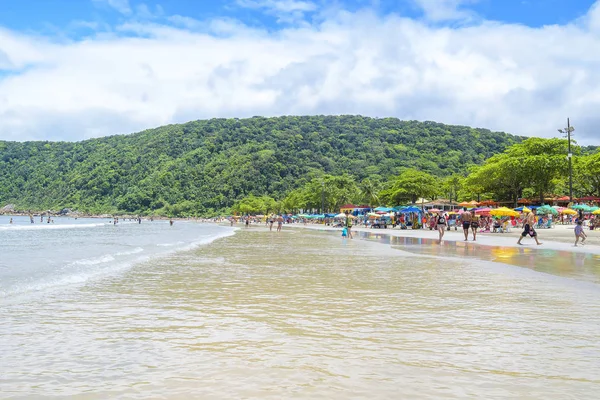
[0,116,525,215]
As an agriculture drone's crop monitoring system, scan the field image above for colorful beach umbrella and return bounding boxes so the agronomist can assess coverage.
[561,209,577,215]
[593,209,600,215]
[536,205,558,216]
[571,204,592,211]
[490,207,520,217]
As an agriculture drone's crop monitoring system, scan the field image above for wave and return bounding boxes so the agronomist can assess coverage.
[0,222,110,231]
[1,227,237,302]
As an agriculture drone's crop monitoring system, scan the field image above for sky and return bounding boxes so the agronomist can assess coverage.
[0,0,599,144]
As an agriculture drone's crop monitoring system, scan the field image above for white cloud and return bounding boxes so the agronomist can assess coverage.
[411,0,479,22]
[92,0,132,15]
[1,2,600,144]
[236,0,317,23]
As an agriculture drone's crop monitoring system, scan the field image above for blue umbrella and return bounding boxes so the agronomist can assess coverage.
[401,206,421,213]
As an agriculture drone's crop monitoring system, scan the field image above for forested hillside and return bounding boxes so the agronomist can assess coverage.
[0,116,523,215]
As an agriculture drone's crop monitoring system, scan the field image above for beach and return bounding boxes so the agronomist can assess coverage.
[292,222,600,252]
[2,219,600,399]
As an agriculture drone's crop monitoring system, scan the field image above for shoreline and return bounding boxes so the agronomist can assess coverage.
[280,222,600,256]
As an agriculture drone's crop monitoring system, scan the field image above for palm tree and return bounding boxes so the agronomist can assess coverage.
[360,178,381,209]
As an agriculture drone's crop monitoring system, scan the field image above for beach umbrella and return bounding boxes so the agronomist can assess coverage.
[536,205,558,215]
[561,209,577,215]
[515,206,532,213]
[401,206,421,213]
[571,204,591,211]
[590,206,599,212]
[490,207,520,217]
[474,207,491,216]
[593,209,600,215]
[427,208,442,213]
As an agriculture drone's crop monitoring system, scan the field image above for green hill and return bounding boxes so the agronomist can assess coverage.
[0,115,523,215]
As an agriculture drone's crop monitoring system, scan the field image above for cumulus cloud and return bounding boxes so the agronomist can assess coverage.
[1,1,600,144]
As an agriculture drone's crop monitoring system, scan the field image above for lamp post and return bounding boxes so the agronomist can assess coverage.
[558,118,575,203]
[321,181,325,214]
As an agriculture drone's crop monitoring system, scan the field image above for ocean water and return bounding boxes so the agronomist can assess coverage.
[2,221,600,399]
[0,215,235,301]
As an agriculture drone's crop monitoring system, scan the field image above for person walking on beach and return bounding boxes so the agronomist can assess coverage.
[276,215,284,232]
[517,212,542,246]
[436,211,447,242]
[461,208,472,241]
[574,221,587,246]
[471,214,480,241]
[269,216,274,231]
[344,211,354,239]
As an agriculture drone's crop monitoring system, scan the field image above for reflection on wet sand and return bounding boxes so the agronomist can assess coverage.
[357,231,600,284]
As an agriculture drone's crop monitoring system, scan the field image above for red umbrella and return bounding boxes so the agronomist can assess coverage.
[475,208,492,216]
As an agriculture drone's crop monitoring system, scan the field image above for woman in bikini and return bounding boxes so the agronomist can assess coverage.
[436,211,447,242]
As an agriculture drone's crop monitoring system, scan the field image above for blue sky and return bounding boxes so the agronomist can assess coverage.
[0,0,596,33]
[1,0,600,143]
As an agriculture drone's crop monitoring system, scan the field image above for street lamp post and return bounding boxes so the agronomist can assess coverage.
[558,118,575,203]
[321,181,325,214]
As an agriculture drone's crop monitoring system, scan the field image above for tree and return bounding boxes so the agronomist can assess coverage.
[442,174,463,204]
[359,177,381,209]
[385,169,440,204]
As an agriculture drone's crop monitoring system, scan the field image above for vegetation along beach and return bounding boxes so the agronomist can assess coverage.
[3,0,600,399]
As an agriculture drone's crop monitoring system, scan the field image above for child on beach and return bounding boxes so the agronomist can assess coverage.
[574,221,587,247]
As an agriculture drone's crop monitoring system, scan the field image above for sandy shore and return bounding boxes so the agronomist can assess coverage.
[284,223,600,256]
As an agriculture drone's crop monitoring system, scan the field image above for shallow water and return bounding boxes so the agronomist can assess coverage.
[356,231,600,284]
[2,226,600,399]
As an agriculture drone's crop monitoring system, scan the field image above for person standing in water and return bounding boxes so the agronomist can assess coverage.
[344,211,354,239]
[276,215,284,232]
[460,208,472,241]
[517,212,542,245]
[435,211,446,242]
[169,218,174,226]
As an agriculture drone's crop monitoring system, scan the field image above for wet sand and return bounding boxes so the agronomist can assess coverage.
[289,223,600,254]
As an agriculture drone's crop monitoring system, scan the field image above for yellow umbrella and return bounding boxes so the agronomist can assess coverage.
[561,209,578,215]
[593,209,600,215]
[490,207,520,217]
[521,206,532,214]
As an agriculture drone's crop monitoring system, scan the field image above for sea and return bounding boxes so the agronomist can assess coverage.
[1,216,600,399]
